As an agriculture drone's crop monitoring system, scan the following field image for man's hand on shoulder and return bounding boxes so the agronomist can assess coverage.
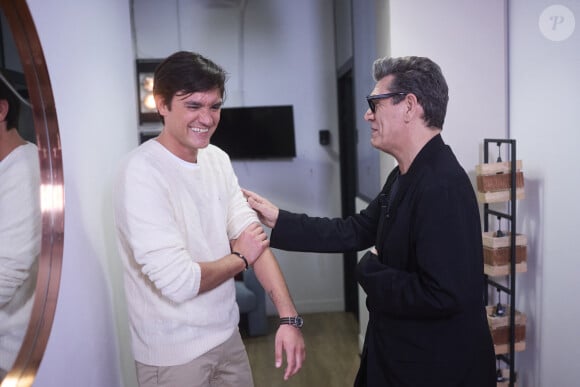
[242,188,280,229]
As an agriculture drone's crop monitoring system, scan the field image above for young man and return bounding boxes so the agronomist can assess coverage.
[113,51,304,387]
[0,79,40,378]
[244,56,496,386]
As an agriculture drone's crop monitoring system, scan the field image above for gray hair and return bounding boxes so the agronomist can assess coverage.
[372,56,449,129]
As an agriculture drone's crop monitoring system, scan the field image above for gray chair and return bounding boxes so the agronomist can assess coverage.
[235,269,268,336]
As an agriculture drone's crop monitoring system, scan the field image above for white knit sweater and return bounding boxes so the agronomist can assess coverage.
[113,140,258,366]
[0,142,40,372]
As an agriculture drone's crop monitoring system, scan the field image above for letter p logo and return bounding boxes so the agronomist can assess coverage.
[539,5,575,42]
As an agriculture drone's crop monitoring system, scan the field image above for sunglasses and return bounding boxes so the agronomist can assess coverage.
[365,92,408,113]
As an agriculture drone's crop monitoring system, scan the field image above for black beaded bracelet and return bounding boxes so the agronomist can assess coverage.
[232,251,248,270]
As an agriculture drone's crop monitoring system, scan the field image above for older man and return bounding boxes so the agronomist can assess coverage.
[244,56,495,387]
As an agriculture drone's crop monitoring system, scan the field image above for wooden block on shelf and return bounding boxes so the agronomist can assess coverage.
[484,262,527,276]
[494,341,526,355]
[482,232,527,249]
[484,245,527,266]
[490,323,526,345]
[486,305,526,354]
[477,172,525,193]
[477,188,525,203]
[476,160,523,175]
[475,161,525,203]
[482,231,527,275]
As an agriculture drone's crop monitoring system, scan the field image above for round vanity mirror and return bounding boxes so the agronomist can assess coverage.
[0,0,63,386]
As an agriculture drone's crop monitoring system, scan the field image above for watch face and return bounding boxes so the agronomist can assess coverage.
[294,316,304,328]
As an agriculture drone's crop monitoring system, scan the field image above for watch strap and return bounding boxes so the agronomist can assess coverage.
[279,315,304,329]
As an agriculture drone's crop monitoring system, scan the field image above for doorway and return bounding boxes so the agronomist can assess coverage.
[337,64,358,319]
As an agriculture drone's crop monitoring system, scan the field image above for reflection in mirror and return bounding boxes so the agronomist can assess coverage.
[0,78,39,380]
[0,1,63,386]
[0,8,39,382]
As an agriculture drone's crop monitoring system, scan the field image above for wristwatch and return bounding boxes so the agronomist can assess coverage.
[279,315,304,329]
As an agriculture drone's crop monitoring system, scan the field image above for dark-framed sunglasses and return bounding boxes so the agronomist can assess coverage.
[366,92,408,113]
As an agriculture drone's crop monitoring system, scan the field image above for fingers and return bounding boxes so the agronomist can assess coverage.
[242,188,260,207]
[232,223,269,265]
[249,222,266,236]
[274,326,305,380]
[284,345,302,380]
[241,188,254,199]
[275,334,283,369]
[246,195,261,212]
[283,336,305,380]
[248,223,269,247]
[241,188,279,228]
[242,223,266,241]
[242,188,262,201]
[242,188,265,210]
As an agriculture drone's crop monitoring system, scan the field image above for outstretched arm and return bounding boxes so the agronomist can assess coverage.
[252,248,305,380]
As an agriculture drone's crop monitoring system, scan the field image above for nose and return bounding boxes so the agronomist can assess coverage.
[364,108,374,121]
[198,108,215,126]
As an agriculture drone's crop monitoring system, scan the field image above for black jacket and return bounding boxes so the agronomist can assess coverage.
[271,135,495,387]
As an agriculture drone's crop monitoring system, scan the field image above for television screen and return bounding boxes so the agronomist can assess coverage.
[211,105,296,159]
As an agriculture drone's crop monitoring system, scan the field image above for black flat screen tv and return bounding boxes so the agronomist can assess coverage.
[211,105,296,159]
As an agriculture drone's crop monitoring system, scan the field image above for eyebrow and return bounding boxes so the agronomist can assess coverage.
[182,99,223,108]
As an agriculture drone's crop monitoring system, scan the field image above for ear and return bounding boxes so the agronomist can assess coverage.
[154,95,168,116]
[0,99,9,122]
[403,93,421,123]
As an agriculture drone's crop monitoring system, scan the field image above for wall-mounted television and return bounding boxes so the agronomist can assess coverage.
[211,105,296,159]
[139,105,297,160]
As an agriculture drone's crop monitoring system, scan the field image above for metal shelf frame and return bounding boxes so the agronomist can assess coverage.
[482,138,518,387]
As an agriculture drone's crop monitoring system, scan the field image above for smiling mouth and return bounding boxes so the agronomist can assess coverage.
[190,127,209,133]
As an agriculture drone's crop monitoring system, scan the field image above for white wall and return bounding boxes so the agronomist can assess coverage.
[387,0,508,178]
[133,0,344,315]
[510,1,580,385]
[26,0,136,386]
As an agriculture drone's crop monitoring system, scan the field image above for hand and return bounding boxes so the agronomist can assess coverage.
[231,223,269,266]
[242,188,280,229]
[274,324,305,380]
[356,249,384,294]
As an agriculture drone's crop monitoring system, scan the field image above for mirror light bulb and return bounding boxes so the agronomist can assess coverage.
[143,93,156,110]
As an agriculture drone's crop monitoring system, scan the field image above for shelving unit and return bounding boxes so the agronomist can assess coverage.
[477,139,526,387]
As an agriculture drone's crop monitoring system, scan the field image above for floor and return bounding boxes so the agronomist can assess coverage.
[243,311,360,387]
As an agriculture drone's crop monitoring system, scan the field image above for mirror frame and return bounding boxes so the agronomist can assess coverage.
[0,0,63,386]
